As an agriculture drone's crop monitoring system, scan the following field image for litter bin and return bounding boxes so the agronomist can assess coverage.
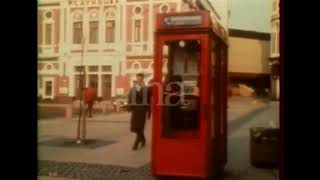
[250,127,279,168]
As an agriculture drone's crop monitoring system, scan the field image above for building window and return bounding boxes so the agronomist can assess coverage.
[75,66,85,72]
[88,66,99,72]
[105,8,116,43]
[45,81,53,96]
[72,11,83,44]
[73,22,83,44]
[43,10,54,45]
[106,20,115,42]
[45,24,52,45]
[132,6,142,43]
[102,65,112,72]
[134,19,141,42]
[89,21,99,44]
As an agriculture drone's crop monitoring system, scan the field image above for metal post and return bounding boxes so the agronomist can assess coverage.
[76,31,87,144]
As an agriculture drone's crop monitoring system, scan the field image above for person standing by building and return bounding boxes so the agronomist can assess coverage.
[83,82,96,118]
[128,73,150,150]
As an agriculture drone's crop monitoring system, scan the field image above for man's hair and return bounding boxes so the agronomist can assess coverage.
[136,73,144,78]
[148,79,154,85]
[170,75,182,83]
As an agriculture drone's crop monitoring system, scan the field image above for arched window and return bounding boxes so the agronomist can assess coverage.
[89,10,99,44]
[105,8,116,43]
[43,10,54,45]
[132,6,142,42]
[72,11,83,44]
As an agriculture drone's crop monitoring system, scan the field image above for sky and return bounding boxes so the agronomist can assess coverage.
[228,0,271,33]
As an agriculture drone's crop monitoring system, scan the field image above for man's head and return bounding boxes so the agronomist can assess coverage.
[136,73,144,83]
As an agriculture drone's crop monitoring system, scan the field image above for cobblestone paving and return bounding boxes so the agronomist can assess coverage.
[120,163,155,180]
[38,160,278,180]
[38,160,138,180]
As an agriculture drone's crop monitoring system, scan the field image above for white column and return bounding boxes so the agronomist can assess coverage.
[59,2,65,56]
[276,20,280,57]
[121,57,126,76]
[276,78,280,100]
[69,63,75,97]
[85,66,89,87]
[116,4,121,45]
[111,72,116,97]
[121,0,127,76]
[83,7,89,44]
[59,61,64,77]
[148,0,153,54]
[116,3,123,77]
[66,5,72,50]
[177,0,182,12]
[57,8,64,75]
[99,6,105,51]
[123,1,127,50]
[98,67,102,97]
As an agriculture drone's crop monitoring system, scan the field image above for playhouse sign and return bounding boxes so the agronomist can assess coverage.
[68,0,118,6]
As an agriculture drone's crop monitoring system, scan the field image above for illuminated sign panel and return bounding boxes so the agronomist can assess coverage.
[163,15,202,26]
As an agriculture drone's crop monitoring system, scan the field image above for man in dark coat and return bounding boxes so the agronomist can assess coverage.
[128,73,150,150]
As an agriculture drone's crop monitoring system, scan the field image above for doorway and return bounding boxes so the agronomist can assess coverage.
[102,75,112,100]
[42,78,54,99]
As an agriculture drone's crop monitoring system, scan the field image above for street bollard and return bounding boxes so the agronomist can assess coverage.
[250,127,279,168]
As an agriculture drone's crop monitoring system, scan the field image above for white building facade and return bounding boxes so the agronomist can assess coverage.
[38,0,228,100]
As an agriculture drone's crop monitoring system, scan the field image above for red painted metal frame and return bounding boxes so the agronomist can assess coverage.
[152,11,228,179]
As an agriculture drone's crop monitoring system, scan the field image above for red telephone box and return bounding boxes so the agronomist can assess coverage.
[151,11,228,178]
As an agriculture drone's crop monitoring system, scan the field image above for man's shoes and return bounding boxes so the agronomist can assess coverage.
[132,141,139,150]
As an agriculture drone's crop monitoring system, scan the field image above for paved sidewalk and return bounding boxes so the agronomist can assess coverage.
[225,101,279,180]
[38,96,272,179]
